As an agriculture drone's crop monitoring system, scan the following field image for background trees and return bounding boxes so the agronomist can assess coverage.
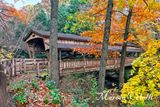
[118,0,160,90]
[73,0,160,55]
[0,0,27,29]
[0,0,27,58]
[58,0,94,34]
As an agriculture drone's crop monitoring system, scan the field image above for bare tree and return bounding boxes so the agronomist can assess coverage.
[49,0,59,83]
[97,0,114,106]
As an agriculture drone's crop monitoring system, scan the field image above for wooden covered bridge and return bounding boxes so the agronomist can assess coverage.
[0,29,142,77]
[23,29,142,59]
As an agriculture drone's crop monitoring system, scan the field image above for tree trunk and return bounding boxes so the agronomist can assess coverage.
[0,64,8,107]
[97,0,114,106]
[49,0,59,84]
[119,9,132,90]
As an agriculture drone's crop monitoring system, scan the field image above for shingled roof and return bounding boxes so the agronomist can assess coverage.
[57,44,142,52]
[23,29,90,42]
[23,29,143,53]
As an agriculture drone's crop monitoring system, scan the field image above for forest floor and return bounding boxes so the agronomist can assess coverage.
[7,71,120,107]
[7,73,96,107]
[7,74,73,107]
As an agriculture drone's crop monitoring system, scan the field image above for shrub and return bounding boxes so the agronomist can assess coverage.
[10,80,26,92]
[121,40,160,106]
[46,80,56,90]
[72,96,89,107]
[45,80,61,105]
[43,96,50,104]
[30,80,39,90]
[89,78,98,103]
[13,91,28,105]
[49,91,60,104]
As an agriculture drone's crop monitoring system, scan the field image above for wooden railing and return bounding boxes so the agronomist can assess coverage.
[0,57,135,77]
[60,58,135,75]
[0,59,48,77]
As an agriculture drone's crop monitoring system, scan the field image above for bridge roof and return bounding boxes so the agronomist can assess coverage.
[57,44,142,52]
[23,29,143,53]
[23,29,90,42]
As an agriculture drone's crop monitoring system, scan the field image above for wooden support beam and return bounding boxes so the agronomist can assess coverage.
[12,59,17,77]
[83,53,86,72]
[32,47,35,58]
[37,62,40,77]
[26,44,32,58]
[59,50,62,75]
[45,50,50,60]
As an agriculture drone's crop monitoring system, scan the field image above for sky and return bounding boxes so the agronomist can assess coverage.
[4,0,41,9]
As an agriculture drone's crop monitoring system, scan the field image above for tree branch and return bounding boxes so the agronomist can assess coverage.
[113,10,127,16]
[143,0,149,7]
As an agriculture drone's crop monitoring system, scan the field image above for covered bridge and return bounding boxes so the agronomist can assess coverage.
[23,29,142,59]
[0,29,143,77]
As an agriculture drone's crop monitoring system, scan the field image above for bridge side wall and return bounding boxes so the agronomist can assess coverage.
[0,58,135,77]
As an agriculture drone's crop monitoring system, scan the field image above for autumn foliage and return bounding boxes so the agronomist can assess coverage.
[121,40,160,106]
[74,0,160,56]
[0,1,27,29]
[9,76,73,107]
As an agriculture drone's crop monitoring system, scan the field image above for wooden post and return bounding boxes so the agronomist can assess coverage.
[83,53,86,72]
[3,61,7,74]
[14,59,16,76]
[32,48,35,58]
[26,44,32,58]
[34,59,36,71]
[21,59,23,72]
[24,59,26,73]
[0,65,8,107]
[59,50,62,75]
[37,62,40,77]
[8,60,12,78]
[12,59,16,77]
[46,50,50,74]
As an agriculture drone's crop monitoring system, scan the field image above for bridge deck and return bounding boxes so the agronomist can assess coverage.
[0,58,135,77]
